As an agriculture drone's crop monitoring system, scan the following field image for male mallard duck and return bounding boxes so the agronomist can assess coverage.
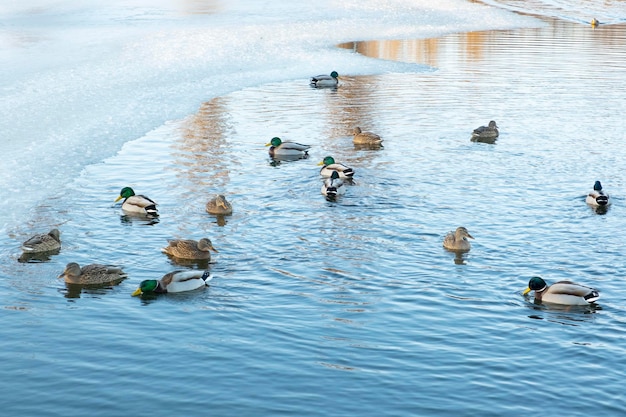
[317,156,355,179]
[132,270,213,296]
[591,18,600,27]
[59,262,128,285]
[353,127,383,146]
[115,187,158,217]
[471,121,499,141]
[21,228,61,253]
[523,276,600,305]
[443,227,474,251]
[586,180,610,206]
[310,71,339,88]
[321,171,345,198]
[265,137,310,159]
[162,238,218,260]
[206,194,233,215]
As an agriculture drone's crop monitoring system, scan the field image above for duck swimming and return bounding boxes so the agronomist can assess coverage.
[471,121,499,141]
[523,276,600,305]
[21,228,61,253]
[206,194,233,215]
[310,71,339,88]
[162,238,218,260]
[443,227,474,251]
[317,156,355,179]
[59,262,128,285]
[132,270,213,296]
[353,127,383,146]
[586,180,610,206]
[115,187,158,217]
[265,137,310,160]
[321,171,345,198]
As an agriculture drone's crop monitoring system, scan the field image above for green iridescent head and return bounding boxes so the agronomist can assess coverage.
[322,156,335,166]
[265,137,282,147]
[131,279,158,296]
[523,276,548,295]
[330,71,339,79]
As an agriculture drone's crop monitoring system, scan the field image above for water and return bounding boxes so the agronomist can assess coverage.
[2,1,626,416]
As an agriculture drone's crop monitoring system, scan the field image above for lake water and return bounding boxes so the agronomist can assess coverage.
[2,1,626,416]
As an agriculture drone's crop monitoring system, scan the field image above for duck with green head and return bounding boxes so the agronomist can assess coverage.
[586,180,610,207]
[114,187,158,217]
[310,71,339,88]
[321,171,345,198]
[317,156,355,179]
[132,270,213,296]
[523,276,600,305]
[265,137,310,159]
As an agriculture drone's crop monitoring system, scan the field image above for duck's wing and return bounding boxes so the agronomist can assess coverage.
[279,141,311,151]
[548,281,599,301]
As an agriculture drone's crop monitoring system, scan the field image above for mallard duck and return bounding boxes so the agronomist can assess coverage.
[443,227,474,251]
[523,276,600,305]
[317,156,355,179]
[310,71,339,88]
[471,121,499,141]
[265,137,311,159]
[162,238,218,260]
[353,127,383,146]
[321,171,345,197]
[591,18,600,27]
[114,187,158,217]
[586,180,610,206]
[132,270,213,296]
[59,262,128,285]
[21,228,61,253]
[206,194,233,215]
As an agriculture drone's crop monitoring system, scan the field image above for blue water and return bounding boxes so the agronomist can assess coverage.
[2,1,626,416]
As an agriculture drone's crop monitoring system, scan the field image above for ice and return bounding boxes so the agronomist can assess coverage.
[0,0,537,231]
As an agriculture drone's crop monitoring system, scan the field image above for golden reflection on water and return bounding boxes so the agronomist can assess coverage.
[172,97,234,193]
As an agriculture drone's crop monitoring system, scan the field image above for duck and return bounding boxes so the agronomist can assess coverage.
[586,180,610,206]
[523,276,600,305]
[206,194,233,215]
[317,156,355,179]
[21,228,61,253]
[353,127,383,146]
[132,270,213,296]
[591,18,600,27]
[471,121,499,141]
[265,137,311,159]
[162,238,218,260]
[443,227,474,251]
[310,71,339,88]
[114,187,158,217]
[59,262,128,285]
[321,171,345,198]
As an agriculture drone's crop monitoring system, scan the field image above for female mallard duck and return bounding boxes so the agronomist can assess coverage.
[114,187,158,217]
[443,227,474,251]
[321,171,345,198]
[353,127,383,146]
[310,71,339,88]
[265,137,311,160]
[21,228,61,253]
[59,262,128,285]
[206,194,233,215]
[132,270,213,296]
[162,238,218,260]
[586,180,610,206]
[523,276,600,305]
[471,121,499,141]
[317,156,355,179]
